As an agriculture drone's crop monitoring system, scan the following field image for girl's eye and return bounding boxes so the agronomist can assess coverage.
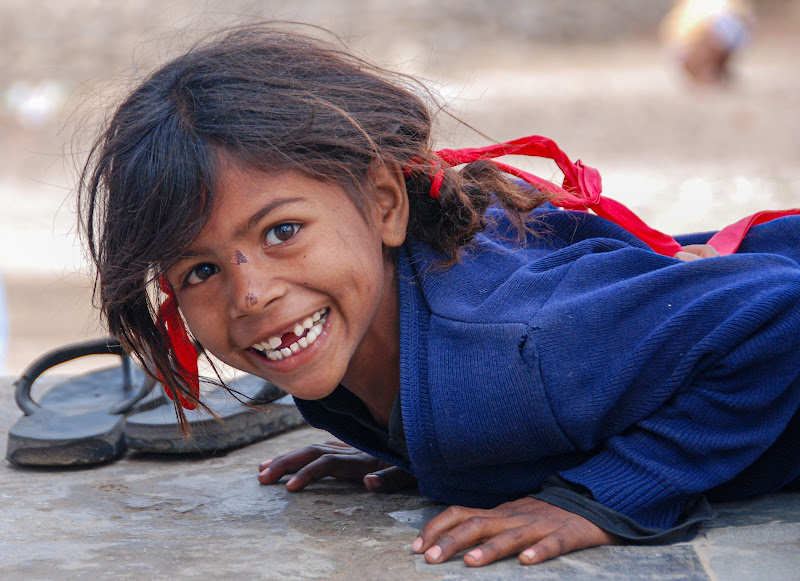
[265,223,300,247]
[184,263,220,286]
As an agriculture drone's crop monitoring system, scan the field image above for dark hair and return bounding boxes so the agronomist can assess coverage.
[78,22,549,419]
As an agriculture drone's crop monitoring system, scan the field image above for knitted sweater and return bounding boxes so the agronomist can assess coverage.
[296,210,800,531]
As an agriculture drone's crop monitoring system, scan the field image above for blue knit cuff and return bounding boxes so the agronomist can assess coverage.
[532,477,715,544]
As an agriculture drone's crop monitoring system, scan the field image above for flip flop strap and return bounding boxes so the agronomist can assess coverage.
[13,337,133,415]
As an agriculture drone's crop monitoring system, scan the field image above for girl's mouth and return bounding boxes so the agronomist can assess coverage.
[251,308,329,361]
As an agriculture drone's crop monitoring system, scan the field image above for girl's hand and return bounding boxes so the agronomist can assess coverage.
[674,244,720,261]
[412,497,618,567]
[258,440,417,492]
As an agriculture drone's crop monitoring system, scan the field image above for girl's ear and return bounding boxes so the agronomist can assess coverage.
[370,161,409,248]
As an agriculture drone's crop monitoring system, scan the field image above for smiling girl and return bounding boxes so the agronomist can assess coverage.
[79,23,800,567]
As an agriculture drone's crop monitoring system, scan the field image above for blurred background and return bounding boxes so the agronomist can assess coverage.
[0,0,798,376]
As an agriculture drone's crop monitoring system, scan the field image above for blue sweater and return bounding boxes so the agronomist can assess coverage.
[296,210,800,531]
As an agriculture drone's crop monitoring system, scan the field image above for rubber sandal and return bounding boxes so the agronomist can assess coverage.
[6,337,307,466]
[124,373,306,454]
[6,337,153,467]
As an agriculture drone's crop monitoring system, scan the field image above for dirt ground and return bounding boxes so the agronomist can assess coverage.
[2,2,799,378]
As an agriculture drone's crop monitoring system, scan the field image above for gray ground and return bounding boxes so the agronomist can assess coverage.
[2,379,799,580]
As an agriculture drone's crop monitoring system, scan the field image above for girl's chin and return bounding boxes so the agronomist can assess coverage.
[268,375,340,401]
[243,352,343,400]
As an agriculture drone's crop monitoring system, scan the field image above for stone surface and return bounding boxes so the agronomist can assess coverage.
[2,378,799,580]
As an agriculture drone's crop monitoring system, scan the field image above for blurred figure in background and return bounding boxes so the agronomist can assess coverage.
[661,0,756,85]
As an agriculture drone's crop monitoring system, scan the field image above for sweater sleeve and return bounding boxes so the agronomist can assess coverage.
[531,476,714,543]
[535,250,800,530]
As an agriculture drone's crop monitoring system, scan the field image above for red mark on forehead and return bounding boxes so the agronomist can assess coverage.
[232,250,248,265]
[245,294,258,307]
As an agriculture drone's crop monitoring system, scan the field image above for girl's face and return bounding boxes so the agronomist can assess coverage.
[167,162,408,401]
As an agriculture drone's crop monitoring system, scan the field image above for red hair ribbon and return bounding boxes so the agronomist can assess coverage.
[706,209,800,254]
[404,157,445,199]
[425,135,800,257]
[427,165,445,199]
[156,275,199,410]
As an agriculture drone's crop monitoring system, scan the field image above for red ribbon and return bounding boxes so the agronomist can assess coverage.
[706,209,800,254]
[157,275,199,409]
[428,135,799,257]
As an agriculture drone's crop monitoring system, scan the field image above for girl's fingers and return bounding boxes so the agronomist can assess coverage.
[363,466,418,492]
[683,244,720,258]
[464,524,542,567]
[519,530,576,565]
[518,522,617,565]
[258,449,319,484]
[257,441,361,484]
[285,452,382,491]
[426,519,614,568]
[675,244,720,261]
[413,498,619,567]
[258,441,405,493]
[283,459,329,491]
[413,506,492,556]
[421,514,522,565]
[674,251,701,261]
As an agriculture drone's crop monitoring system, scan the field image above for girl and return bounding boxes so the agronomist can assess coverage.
[78,23,800,567]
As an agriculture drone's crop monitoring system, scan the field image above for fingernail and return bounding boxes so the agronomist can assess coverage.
[364,474,382,491]
[286,476,297,487]
[259,459,273,470]
[426,545,442,562]
[411,537,423,553]
[466,549,483,563]
[520,549,536,563]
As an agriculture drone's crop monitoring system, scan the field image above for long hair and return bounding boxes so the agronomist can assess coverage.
[78,23,549,419]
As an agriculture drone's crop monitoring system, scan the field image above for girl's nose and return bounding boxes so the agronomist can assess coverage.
[228,266,285,318]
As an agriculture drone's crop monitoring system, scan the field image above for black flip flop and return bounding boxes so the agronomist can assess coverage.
[6,338,153,467]
[124,374,306,454]
[6,338,306,467]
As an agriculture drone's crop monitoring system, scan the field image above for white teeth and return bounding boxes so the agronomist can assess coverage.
[251,308,329,360]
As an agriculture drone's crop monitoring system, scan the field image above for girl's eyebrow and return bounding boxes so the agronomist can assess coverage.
[241,197,304,234]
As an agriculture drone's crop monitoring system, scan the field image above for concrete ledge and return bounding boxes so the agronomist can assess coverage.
[2,379,798,580]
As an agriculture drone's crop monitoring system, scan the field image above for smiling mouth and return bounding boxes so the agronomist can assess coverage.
[251,308,329,361]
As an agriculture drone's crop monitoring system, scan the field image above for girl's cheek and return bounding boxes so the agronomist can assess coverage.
[179,308,214,348]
